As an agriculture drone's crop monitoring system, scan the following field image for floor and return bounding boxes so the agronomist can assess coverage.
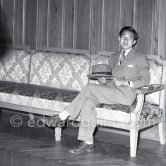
[0,109,166,166]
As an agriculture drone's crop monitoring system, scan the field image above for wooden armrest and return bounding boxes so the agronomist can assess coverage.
[135,84,166,94]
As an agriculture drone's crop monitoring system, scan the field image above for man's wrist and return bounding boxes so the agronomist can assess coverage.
[127,81,133,87]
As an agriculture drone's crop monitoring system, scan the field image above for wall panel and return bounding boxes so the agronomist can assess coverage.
[0,0,14,44]
[158,0,166,59]
[76,0,90,50]
[63,0,74,49]
[103,0,120,52]
[14,0,24,45]
[90,0,102,54]
[37,0,48,47]
[48,0,63,48]
[25,0,37,48]
[120,0,134,27]
[0,0,165,57]
[136,0,153,54]
[151,0,158,55]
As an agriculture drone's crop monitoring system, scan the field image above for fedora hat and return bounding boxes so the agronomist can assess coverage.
[87,64,112,80]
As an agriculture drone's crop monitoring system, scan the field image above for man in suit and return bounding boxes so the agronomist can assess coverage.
[44,26,150,154]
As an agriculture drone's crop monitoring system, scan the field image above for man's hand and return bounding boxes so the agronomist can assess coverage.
[114,78,129,87]
[98,77,107,85]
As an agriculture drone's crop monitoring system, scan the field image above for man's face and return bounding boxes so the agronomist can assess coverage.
[119,30,136,50]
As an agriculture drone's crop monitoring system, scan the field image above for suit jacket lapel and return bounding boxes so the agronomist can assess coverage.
[121,48,136,65]
[125,48,135,61]
[113,48,136,73]
[113,51,121,71]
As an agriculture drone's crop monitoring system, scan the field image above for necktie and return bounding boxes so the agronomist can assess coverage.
[119,50,125,65]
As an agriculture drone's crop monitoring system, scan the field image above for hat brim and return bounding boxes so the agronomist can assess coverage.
[87,74,113,80]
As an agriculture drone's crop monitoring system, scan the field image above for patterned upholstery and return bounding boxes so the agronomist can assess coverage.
[145,60,162,105]
[0,49,30,83]
[0,81,162,123]
[30,51,90,91]
[99,102,162,123]
[0,81,78,114]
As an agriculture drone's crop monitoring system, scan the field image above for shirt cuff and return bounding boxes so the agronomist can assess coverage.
[128,81,133,87]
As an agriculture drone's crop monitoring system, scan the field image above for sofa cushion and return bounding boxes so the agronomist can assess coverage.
[30,51,90,91]
[98,102,162,123]
[0,81,162,124]
[0,81,78,114]
[0,49,30,83]
[145,60,162,105]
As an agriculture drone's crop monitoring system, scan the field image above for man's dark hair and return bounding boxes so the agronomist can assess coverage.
[119,26,138,41]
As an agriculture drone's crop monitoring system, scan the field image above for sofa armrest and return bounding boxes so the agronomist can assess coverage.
[131,84,166,126]
[135,84,166,95]
[130,93,145,125]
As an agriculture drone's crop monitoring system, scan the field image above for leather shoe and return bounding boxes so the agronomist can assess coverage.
[42,114,65,127]
[69,141,94,154]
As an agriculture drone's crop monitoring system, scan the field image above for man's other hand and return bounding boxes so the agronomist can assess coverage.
[98,77,107,85]
[114,78,129,87]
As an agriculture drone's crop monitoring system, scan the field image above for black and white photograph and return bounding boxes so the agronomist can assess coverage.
[0,0,166,165]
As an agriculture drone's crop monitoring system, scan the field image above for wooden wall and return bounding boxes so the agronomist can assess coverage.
[0,0,166,58]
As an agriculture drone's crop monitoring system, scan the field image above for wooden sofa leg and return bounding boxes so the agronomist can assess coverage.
[159,121,166,144]
[130,129,138,157]
[55,127,62,141]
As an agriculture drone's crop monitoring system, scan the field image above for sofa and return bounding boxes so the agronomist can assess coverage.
[0,47,165,157]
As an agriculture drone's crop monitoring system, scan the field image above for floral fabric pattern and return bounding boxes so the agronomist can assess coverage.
[30,52,90,91]
[0,81,163,123]
[99,101,163,123]
[0,81,79,101]
[0,49,30,83]
[145,60,162,105]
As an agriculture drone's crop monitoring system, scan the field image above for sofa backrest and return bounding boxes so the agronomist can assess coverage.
[146,55,166,105]
[0,48,31,83]
[0,48,165,106]
[29,51,90,91]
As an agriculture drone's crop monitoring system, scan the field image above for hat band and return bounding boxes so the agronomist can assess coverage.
[92,72,111,75]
